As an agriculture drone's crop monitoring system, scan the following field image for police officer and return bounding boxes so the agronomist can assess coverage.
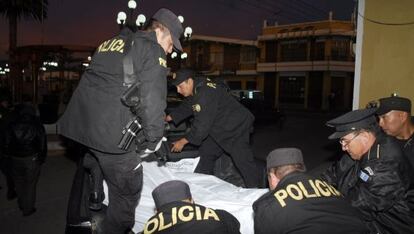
[376,94,414,166]
[253,148,368,234]
[323,108,414,233]
[142,180,240,234]
[0,92,16,199]
[165,69,260,188]
[58,8,183,234]
[2,104,47,216]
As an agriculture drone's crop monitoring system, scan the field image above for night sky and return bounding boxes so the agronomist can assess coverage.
[0,0,355,59]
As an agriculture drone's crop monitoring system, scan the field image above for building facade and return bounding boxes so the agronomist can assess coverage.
[168,35,260,92]
[257,18,355,111]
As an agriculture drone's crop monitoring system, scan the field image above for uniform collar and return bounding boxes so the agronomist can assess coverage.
[158,200,193,211]
[362,132,385,162]
[275,171,305,189]
[192,76,207,94]
[135,30,158,44]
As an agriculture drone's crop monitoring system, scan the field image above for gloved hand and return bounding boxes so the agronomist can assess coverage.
[137,137,167,158]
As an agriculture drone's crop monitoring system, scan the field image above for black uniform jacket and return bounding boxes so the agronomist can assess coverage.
[322,132,414,234]
[396,130,414,168]
[253,172,369,234]
[2,106,47,161]
[142,201,240,234]
[58,29,168,153]
[170,77,254,152]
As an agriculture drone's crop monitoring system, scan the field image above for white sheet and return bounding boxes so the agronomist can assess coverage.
[103,158,267,234]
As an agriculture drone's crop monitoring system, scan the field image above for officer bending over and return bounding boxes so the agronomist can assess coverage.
[376,94,414,166]
[323,108,414,233]
[142,180,240,234]
[166,69,260,188]
[253,148,368,234]
[58,8,183,234]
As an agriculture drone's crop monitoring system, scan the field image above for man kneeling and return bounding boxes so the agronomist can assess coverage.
[253,148,369,234]
[143,180,240,234]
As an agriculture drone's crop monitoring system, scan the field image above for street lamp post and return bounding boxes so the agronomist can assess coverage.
[117,0,147,32]
[116,1,194,69]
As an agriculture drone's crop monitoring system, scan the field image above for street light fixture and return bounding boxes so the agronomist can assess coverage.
[181,53,188,59]
[178,15,184,23]
[136,14,146,28]
[171,52,178,59]
[184,27,193,38]
[117,0,146,31]
[128,0,137,9]
[117,11,127,25]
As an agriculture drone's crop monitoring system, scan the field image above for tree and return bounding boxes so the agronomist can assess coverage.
[0,0,48,101]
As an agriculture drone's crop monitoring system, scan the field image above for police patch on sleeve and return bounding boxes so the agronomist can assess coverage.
[192,104,201,112]
[206,82,216,89]
[359,170,370,182]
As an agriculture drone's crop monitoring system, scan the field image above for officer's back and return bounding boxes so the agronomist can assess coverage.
[253,148,369,234]
[143,180,240,234]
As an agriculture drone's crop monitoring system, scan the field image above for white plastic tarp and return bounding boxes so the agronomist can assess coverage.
[103,158,267,234]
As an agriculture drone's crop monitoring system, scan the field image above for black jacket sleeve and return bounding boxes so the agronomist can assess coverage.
[132,41,168,144]
[253,195,285,234]
[169,98,193,125]
[349,156,407,219]
[37,121,47,162]
[185,86,218,145]
[321,154,359,194]
[216,209,241,234]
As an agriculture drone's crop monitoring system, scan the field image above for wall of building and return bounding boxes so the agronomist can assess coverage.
[357,0,414,111]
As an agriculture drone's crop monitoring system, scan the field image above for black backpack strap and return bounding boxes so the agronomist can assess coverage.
[122,32,137,87]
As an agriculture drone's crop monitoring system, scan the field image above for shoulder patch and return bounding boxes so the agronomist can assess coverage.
[159,57,167,68]
[359,170,370,182]
[206,82,216,89]
[192,104,201,112]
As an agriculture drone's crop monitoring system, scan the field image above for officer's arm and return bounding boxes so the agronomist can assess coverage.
[133,44,167,144]
[216,210,241,234]
[37,122,47,162]
[321,154,358,191]
[185,86,218,145]
[253,202,283,234]
[169,98,193,125]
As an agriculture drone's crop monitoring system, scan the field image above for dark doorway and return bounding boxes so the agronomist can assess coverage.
[308,72,323,110]
[279,76,305,108]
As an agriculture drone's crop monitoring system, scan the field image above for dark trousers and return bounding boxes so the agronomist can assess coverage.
[91,149,143,234]
[0,156,15,195]
[10,156,41,214]
[195,135,260,188]
[83,152,104,201]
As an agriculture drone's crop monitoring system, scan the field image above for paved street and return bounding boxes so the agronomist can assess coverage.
[0,110,344,234]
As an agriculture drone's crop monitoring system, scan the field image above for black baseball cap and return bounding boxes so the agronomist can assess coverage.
[376,95,411,116]
[266,148,305,170]
[326,108,378,139]
[152,180,192,209]
[152,8,183,52]
[171,68,195,86]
